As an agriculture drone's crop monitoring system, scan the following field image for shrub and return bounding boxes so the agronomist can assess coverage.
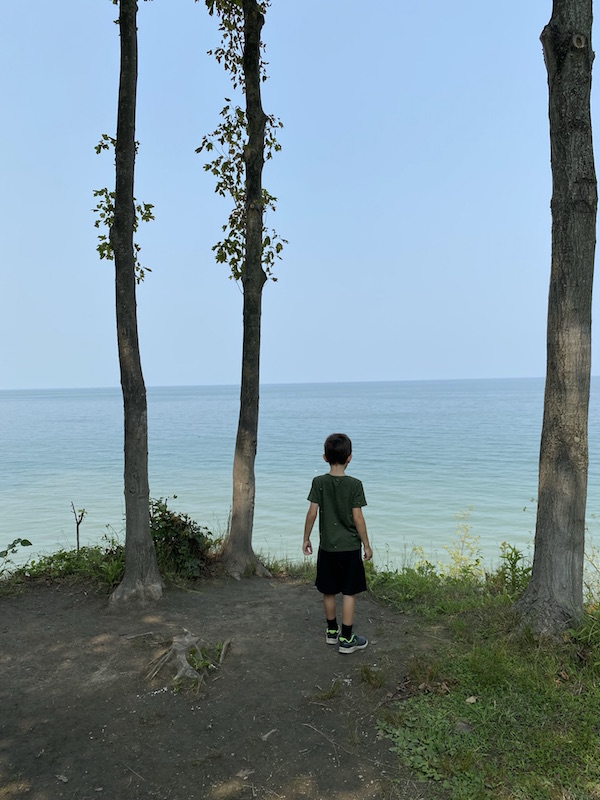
[150,497,216,579]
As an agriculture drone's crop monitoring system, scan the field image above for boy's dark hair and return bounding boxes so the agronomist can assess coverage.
[324,433,352,465]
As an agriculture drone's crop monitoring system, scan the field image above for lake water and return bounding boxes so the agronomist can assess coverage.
[2,379,599,569]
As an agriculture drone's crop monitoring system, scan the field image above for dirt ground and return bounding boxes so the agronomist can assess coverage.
[0,576,437,800]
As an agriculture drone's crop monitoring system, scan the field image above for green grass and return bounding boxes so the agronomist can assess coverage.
[259,553,317,581]
[5,539,126,590]
[368,540,600,800]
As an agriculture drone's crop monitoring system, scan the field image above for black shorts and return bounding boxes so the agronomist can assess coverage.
[315,547,367,596]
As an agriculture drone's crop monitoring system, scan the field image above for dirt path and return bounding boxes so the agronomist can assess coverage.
[0,577,433,800]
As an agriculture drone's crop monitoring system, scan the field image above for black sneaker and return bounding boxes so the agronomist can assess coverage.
[326,627,340,645]
[338,633,368,654]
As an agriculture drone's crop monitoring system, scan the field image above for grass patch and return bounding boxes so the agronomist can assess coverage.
[360,663,387,688]
[312,677,343,702]
[368,536,600,799]
[9,539,126,589]
[260,553,317,582]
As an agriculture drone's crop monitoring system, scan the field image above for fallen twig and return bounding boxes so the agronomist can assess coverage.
[302,723,402,772]
[219,639,232,664]
[122,763,145,781]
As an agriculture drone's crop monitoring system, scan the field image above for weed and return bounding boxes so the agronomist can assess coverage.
[188,642,224,673]
[261,554,316,582]
[312,678,342,702]
[489,541,531,598]
[360,664,386,688]
[443,507,484,581]
[242,559,257,578]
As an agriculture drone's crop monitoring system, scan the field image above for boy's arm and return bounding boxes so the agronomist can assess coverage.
[352,507,373,560]
[303,502,318,555]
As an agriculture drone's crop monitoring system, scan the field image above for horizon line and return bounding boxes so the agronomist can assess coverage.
[0,375,575,393]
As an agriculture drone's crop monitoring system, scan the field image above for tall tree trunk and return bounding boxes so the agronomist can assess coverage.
[516,0,596,635]
[109,0,162,604]
[223,0,270,578]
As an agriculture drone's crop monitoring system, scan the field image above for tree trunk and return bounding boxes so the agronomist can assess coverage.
[516,0,596,635]
[109,0,162,604]
[223,0,270,578]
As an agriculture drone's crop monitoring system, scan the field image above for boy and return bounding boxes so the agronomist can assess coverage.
[303,433,373,654]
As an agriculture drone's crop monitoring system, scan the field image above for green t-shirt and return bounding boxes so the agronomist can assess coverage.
[307,473,367,552]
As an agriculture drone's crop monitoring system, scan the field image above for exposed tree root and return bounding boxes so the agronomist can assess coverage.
[515,592,581,639]
[110,577,163,605]
[146,630,204,682]
[220,540,273,580]
[225,557,272,580]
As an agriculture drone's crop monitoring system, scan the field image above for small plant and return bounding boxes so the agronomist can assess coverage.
[494,541,531,597]
[0,538,32,578]
[360,664,386,688]
[71,502,87,552]
[312,678,342,702]
[443,507,484,581]
[188,642,224,673]
[150,497,216,580]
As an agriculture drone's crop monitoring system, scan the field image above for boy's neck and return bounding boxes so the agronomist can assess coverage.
[328,464,347,477]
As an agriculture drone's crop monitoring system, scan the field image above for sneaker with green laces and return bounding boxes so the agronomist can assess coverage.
[338,633,368,653]
[325,627,340,645]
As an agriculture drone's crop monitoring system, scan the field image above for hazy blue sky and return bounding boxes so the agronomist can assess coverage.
[2,0,598,389]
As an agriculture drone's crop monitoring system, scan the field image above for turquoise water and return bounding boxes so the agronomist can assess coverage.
[1,379,599,568]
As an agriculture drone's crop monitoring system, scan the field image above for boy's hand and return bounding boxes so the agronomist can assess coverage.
[363,545,373,561]
[303,540,313,556]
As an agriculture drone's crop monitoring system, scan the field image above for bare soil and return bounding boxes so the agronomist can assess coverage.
[0,576,437,800]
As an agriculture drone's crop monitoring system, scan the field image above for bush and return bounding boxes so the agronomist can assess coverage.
[150,497,216,579]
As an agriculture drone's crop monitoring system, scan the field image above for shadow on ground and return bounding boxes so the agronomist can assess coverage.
[0,577,436,799]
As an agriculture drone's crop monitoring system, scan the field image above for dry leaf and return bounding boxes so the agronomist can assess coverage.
[465,695,477,704]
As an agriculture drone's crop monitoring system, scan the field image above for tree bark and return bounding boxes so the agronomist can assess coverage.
[516,0,596,635]
[109,0,162,604]
[223,0,270,578]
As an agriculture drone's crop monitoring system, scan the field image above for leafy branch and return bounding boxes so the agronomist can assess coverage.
[198,0,286,282]
[92,133,155,283]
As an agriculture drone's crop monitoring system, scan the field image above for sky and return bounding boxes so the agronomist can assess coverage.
[1,0,599,389]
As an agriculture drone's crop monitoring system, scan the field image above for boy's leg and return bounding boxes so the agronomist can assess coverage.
[341,594,355,640]
[339,592,368,653]
[342,593,356,627]
[323,593,339,644]
[323,593,337,621]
